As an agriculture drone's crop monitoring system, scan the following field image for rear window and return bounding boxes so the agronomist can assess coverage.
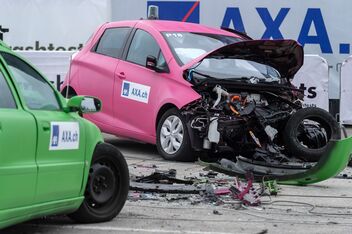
[95,27,131,58]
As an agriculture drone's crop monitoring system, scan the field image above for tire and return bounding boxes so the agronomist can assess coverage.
[156,108,195,162]
[283,107,340,162]
[69,143,129,223]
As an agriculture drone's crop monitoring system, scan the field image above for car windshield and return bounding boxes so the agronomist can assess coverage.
[194,58,281,81]
[163,32,242,65]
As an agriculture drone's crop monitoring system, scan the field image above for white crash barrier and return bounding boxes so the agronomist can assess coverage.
[18,51,75,91]
[292,55,329,111]
[340,56,352,124]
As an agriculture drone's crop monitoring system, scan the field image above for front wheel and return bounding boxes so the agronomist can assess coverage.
[283,107,340,162]
[69,143,129,223]
[156,108,195,162]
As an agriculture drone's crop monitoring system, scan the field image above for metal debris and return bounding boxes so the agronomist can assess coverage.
[130,182,205,194]
[129,168,272,208]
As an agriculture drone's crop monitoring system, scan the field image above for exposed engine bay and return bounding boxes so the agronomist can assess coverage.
[179,39,341,177]
[181,76,340,176]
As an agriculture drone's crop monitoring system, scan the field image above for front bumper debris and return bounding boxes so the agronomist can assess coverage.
[200,137,352,185]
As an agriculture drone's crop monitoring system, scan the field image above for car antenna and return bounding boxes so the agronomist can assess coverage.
[147,5,159,20]
[65,53,75,98]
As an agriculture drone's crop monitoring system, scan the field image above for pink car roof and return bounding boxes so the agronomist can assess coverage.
[106,20,241,37]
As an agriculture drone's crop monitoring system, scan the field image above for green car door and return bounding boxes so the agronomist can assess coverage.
[1,52,86,203]
[0,66,38,214]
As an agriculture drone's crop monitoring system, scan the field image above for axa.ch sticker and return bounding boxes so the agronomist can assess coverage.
[121,80,151,104]
[49,122,79,150]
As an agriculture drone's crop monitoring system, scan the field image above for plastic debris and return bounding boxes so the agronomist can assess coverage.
[129,168,266,208]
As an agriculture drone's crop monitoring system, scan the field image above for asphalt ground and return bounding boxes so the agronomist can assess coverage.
[2,133,352,234]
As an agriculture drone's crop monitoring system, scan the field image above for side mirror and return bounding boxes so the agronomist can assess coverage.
[66,96,102,114]
[146,55,157,70]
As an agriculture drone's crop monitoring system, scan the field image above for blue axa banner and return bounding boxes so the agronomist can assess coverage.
[147,1,200,23]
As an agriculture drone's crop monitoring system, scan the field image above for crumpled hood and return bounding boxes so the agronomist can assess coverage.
[185,39,304,79]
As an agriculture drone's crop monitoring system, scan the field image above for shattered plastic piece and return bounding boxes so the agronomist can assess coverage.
[134,169,193,184]
[230,174,261,206]
[128,192,141,201]
[130,182,205,194]
[262,180,279,195]
[166,194,190,202]
[208,117,220,143]
[140,193,159,201]
[134,164,158,169]
[213,210,222,215]
[214,188,231,195]
[264,125,278,141]
[249,130,262,148]
[200,171,218,178]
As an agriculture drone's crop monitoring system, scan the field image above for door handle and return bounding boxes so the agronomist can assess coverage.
[42,122,50,131]
[117,72,126,79]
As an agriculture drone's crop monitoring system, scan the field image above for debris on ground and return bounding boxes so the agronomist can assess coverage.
[130,182,205,194]
[231,173,261,206]
[129,168,278,209]
[213,210,222,215]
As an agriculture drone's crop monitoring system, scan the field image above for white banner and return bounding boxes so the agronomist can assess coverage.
[0,0,111,51]
[112,0,352,99]
[292,55,329,111]
[18,51,74,91]
[340,56,352,124]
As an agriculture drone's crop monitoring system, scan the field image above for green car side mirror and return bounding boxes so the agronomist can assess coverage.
[66,96,102,114]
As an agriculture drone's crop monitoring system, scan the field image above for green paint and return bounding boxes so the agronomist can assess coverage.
[0,41,103,229]
[200,137,352,186]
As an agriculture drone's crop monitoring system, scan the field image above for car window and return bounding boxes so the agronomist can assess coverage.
[0,71,16,109]
[157,51,168,71]
[163,32,242,65]
[1,53,60,111]
[127,29,165,68]
[95,27,130,58]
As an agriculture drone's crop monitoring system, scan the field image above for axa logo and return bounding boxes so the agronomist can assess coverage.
[51,125,59,147]
[62,130,79,143]
[222,8,348,55]
[131,88,148,99]
[122,82,130,96]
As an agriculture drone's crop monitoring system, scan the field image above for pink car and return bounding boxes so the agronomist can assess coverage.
[61,20,339,165]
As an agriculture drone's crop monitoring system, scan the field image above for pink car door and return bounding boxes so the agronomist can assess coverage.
[113,29,170,142]
[78,26,132,129]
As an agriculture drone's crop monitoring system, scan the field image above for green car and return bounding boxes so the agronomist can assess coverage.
[0,41,129,229]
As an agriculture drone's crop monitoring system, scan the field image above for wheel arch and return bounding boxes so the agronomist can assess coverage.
[155,103,178,131]
[79,119,104,196]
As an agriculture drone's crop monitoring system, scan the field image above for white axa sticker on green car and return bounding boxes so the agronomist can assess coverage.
[121,80,151,103]
[49,122,80,150]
